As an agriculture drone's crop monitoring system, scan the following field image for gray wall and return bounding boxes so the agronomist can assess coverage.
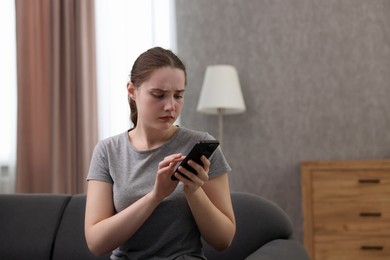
[175,0,390,241]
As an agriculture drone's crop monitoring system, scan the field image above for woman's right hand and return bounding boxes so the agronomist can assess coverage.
[151,153,185,201]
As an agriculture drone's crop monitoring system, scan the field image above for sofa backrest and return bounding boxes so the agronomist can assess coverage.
[0,194,71,260]
[52,194,110,260]
[0,193,110,260]
[0,192,295,260]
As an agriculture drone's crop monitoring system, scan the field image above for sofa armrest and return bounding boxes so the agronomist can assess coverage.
[245,239,310,260]
[203,192,295,260]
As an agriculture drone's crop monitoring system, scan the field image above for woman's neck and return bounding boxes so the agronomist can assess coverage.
[128,125,177,151]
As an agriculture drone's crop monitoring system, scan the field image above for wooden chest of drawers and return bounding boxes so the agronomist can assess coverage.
[301,160,390,260]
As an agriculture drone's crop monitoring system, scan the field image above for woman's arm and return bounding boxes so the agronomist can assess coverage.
[185,174,236,251]
[84,180,162,256]
[85,154,183,256]
[174,156,236,251]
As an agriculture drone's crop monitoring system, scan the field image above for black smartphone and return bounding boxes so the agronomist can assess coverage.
[171,140,220,181]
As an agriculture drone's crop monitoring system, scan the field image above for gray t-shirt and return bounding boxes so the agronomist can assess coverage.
[87,126,231,260]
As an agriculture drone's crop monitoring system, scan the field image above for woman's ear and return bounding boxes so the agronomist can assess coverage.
[127,82,136,100]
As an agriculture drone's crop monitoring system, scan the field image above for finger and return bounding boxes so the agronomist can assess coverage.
[187,160,209,181]
[165,153,183,163]
[159,154,183,169]
[174,171,202,187]
[158,160,170,169]
[177,166,205,186]
[199,155,210,171]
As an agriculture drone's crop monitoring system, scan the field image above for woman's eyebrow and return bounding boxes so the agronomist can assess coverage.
[151,88,185,93]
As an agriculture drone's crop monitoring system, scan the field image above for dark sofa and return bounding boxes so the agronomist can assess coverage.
[0,192,309,260]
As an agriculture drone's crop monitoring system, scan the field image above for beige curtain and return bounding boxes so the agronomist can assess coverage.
[15,0,98,194]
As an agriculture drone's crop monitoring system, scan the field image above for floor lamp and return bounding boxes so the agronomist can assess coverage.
[197,65,246,149]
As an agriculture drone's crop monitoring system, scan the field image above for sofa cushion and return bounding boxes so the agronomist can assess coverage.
[0,194,70,260]
[52,194,110,260]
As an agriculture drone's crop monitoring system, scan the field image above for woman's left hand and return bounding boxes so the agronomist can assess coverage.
[173,155,210,194]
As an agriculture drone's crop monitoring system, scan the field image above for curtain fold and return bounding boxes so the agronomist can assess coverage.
[15,0,97,194]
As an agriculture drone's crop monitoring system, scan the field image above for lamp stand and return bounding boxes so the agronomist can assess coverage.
[218,108,225,149]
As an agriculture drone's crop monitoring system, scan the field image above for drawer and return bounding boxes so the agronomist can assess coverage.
[313,202,390,235]
[312,170,390,202]
[314,235,390,260]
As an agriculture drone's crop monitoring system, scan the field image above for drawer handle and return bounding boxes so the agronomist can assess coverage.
[361,245,383,251]
[358,179,380,184]
[359,212,382,217]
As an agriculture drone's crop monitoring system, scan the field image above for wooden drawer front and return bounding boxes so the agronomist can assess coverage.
[313,202,390,235]
[314,235,390,260]
[312,170,390,202]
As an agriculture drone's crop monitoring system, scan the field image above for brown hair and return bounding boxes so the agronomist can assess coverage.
[128,47,187,127]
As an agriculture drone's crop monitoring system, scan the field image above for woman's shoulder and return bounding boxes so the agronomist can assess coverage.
[95,131,129,151]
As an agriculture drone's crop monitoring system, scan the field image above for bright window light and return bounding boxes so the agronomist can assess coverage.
[95,0,177,140]
[0,0,17,193]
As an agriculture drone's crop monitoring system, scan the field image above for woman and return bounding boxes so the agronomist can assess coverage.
[85,47,235,259]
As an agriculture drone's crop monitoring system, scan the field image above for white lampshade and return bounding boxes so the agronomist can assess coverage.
[197,65,246,115]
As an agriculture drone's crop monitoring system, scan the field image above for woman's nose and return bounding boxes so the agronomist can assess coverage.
[164,97,176,111]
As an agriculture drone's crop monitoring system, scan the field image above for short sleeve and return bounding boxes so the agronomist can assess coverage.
[87,141,114,184]
[204,133,232,179]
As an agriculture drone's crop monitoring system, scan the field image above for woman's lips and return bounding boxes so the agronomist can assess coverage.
[160,116,174,121]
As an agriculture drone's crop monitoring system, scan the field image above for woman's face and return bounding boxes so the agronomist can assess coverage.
[129,66,186,131]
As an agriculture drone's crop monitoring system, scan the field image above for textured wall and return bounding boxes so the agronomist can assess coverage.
[175,0,390,241]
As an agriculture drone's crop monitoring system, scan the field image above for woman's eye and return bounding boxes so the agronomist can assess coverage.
[151,91,183,100]
[152,93,164,99]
